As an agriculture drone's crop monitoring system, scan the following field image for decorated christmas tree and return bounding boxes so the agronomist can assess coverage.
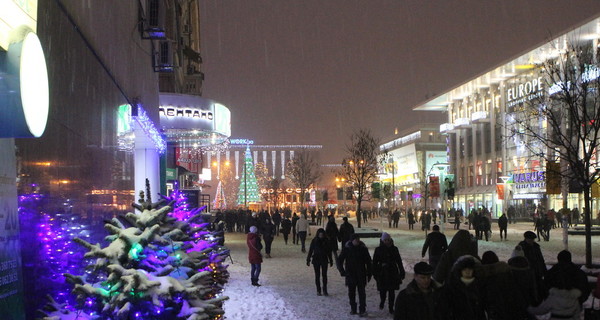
[212,180,226,210]
[39,180,230,320]
[237,147,261,206]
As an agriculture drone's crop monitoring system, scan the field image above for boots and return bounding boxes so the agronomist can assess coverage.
[251,278,261,286]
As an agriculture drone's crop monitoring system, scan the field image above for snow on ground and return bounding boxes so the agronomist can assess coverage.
[221,217,600,320]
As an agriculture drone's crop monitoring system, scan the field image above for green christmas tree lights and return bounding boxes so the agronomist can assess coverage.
[237,147,261,206]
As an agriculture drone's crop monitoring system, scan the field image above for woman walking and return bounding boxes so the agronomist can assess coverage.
[306,228,334,296]
[372,232,405,314]
[247,226,263,286]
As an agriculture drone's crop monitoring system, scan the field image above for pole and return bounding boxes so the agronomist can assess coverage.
[244,156,247,208]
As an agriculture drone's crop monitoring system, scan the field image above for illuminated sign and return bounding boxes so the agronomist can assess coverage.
[0,28,49,138]
[439,123,454,133]
[159,106,213,120]
[506,77,544,107]
[512,171,546,189]
[230,139,255,145]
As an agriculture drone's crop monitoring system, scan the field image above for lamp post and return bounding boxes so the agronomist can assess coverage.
[499,175,511,218]
[429,163,450,233]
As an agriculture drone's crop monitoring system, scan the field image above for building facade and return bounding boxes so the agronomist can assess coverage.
[415,15,600,219]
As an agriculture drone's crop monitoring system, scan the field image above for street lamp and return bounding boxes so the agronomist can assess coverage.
[499,175,511,217]
[428,162,450,233]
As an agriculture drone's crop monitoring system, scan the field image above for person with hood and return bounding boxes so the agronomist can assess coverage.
[442,255,486,320]
[292,212,299,244]
[421,225,448,272]
[296,213,311,253]
[528,252,584,320]
[280,215,292,245]
[338,216,355,246]
[247,226,263,286]
[338,233,372,317]
[272,210,281,236]
[508,245,542,309]
[407,209,416,230]
[373,232,405,314]
[544,250,590,306]
[394,261,443,320]
[306,228,334,296]
[519,231,547,298]
[479,250,530,320]
[262,217,275,258]
[433,229,478,284]
[325,215,340,259]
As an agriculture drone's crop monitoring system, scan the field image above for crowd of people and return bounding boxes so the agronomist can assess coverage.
[234,207,598,319]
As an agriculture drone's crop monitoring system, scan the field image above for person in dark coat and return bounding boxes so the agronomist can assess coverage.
[433,229,478,284]
[544,250,590,306]
[262,218,275,258]
[272,210,282,236]
[291,212,299,244]
[479,250,530,320]
[421,211,432,233]
[338,216,355,246]
[421,225,448,272]
[442,255,486,320]
[479,214,491,241]
[325,215,340,259]
[519,231,547,298]
[247,226,263,286]
[337,233,372,316]
[306,228,334,296]
[373,232,405,314]
[408,210,416,230]
[498,213,508,240]
[280,216,292,244]
[394,262,443,320]
[508,245,542,308]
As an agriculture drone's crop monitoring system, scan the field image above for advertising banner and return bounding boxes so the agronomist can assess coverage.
[175,147,202,174]
[0,140,25,319]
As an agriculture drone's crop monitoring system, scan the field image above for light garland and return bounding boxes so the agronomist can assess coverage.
[132,104,167,154]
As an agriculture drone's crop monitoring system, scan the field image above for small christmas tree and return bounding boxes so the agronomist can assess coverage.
[212,180,226,210]
[237,147,261,206]
[39,180,230,320]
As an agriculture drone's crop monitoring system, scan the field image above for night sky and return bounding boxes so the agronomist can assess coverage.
[199,1,600,164]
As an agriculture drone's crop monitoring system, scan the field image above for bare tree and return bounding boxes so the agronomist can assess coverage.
[286,150,321,211]
[506,42,600,266]
[342,129,380,228]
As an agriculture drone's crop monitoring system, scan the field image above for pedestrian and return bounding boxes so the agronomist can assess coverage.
[508,245,542,307]
[441,255,486,320]
[338,216,355,246]
[544,250,590,306]
[280,215,292,245]
[338,233,372,317]
[433,229,478,284]
[387,209,393,228]
[407,210,416,230]
[479,250,530,320]
[325,215,340,259]
[292,212,299,244]
[454,209,462,230]
[480,214,491,241]
[246,211,260,234]
[498,213,508,240]
[306,228,333,296]
[392,209,400,228]
[518,231,547,298]
[316,209,323,226]
[247,226,263,286]
[394,261,442,320]
[373,232,405,314]
[421,225,448,272]
[262,217,275,258]
[296,213,311,253]
[272,210,281,236]
[421,211,431,233]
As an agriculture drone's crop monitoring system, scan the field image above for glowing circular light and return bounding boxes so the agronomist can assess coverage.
[20,32,49,137]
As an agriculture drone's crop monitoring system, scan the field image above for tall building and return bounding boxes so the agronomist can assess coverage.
[415,15,600,218]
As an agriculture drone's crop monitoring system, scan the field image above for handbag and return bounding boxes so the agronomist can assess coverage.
[586,296,600,320]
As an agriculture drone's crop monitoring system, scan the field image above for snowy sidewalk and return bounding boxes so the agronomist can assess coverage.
[221,218,600,320]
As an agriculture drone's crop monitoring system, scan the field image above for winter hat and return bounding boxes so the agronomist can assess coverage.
[557,250,572,263]
[350,233,361,241]
[249,226,258,233]
[511,245,525,258]
[523,231,536,239]
[432,225,440,231]
[343,217,348,222]
[481,251,499,265]
[413,262,434,275]
[381,232,391,241]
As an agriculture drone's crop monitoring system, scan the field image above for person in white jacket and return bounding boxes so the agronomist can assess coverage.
[296,213,311,252]
[527,287,582,320]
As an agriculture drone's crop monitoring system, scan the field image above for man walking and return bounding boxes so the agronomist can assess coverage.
[394,262,442,320]
[421,225,448,272]
[338,233,372,317]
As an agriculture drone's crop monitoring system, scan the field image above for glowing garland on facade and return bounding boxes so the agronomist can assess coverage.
[133,104,167,154]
